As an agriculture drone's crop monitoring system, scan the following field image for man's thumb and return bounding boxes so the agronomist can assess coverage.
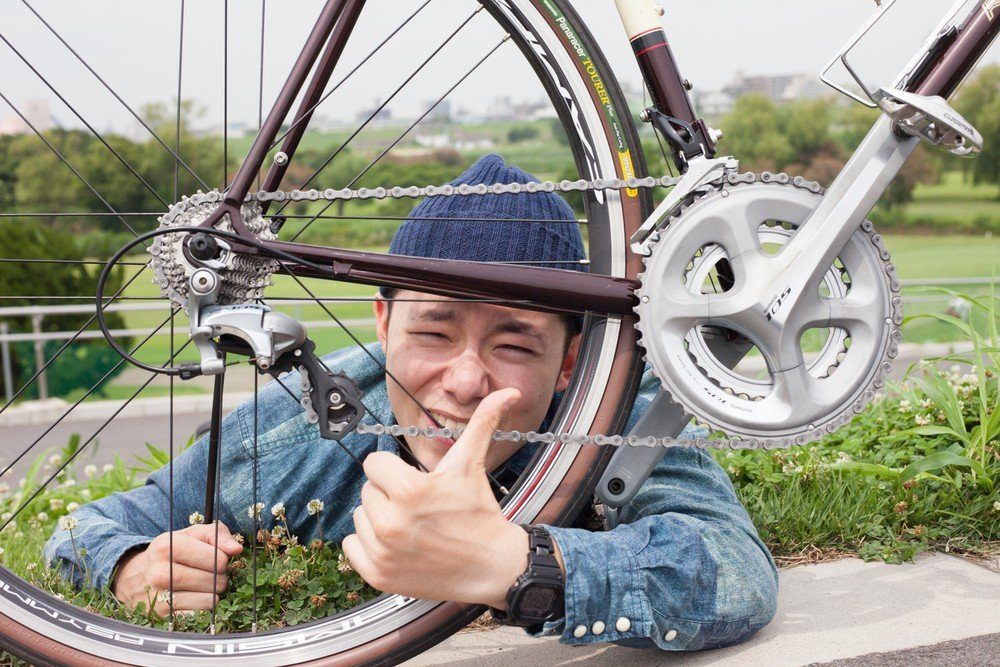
[439,388,520,473]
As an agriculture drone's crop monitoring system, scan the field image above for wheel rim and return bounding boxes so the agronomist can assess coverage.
[0,0,648,663]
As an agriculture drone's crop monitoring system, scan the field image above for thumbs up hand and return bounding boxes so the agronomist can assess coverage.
[342,389,533,609]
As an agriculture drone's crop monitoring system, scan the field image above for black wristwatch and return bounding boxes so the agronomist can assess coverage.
[490,525,565,631]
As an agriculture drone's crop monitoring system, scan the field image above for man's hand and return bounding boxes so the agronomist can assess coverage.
[342,388,532,609]
[112,521,244,616]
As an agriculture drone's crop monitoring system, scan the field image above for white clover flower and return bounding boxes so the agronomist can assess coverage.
[272,525,286,538]
[48,454,62,466]
[66,502,80,513]
[80,489,91,499]
[920,398,934,409]
[915,414,932,426]
[0,482,8,495]
[58,515,78,531]
[84,464,97,478]
[1,512,11,521]
[157,590,172,603]
[36,512,49,522]
[271,502,286,518]
[189,511,204,525]
[307,499,325,516]
[102,463,113,473]
[62,479,76,488]
[247,502,264,520]
[337,553,353,574]
[993,501,1000,512]
[26,562,36,571]
[2,523,16,534]
[0,547,4,557]
[837,451,852,463]
[898,399,912,413]
[18,478,26,488]
[49,498,64,511]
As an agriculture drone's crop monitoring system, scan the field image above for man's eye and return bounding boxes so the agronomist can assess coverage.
[500,344,534,355]
[414,331,448,340]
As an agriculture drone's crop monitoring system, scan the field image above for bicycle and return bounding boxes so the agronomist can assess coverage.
[0,0,994,663]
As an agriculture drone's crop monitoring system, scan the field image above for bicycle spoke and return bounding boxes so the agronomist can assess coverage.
[0,258,146,267]
[257,0,265,192]
[168,314,176,630]
[175,0,186,202]
[223,0,228,191]
[0,92,145,241]
[0,212,161,218]
[288,36,508,242]
[19,0,210,192]
[278,6,484,222]
[0,31,170,209]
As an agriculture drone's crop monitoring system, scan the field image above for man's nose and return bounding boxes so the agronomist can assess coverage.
[441,351,490,405]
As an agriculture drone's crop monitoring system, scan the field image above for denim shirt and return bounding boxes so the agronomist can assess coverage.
[44,342,777,651]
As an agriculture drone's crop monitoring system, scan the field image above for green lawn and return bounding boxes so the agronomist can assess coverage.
[907,171,999,220]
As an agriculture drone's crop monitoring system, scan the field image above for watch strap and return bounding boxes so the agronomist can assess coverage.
[490,525,565,629]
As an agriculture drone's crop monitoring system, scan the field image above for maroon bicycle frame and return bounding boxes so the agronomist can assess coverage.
[200,0,999,319]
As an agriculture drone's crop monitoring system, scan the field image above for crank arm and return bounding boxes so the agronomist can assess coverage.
[757,116,917,330]
[597,328,753,528]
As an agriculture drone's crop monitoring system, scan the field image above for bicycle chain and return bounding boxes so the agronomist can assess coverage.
[147,170,899,451]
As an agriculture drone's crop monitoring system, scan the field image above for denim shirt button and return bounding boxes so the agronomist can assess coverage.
[615,617,631,633]
[591,621,605,635]
[664,629,678,642]
[573,624,588,638]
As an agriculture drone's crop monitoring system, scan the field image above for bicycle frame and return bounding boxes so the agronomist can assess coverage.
[195,0,998,320]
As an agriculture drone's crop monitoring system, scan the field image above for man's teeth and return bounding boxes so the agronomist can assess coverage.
[430,413,468,433]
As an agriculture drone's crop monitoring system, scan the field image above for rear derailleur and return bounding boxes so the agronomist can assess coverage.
[180,267,364,441]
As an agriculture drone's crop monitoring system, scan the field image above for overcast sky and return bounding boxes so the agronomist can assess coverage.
[1,0,997,134]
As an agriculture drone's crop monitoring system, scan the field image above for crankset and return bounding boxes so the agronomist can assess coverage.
[634,172,902,447]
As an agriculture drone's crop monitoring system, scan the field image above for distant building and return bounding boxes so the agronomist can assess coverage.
[694,72,834,117]
[484,95,555,122]
[0,99,54,135]
[356,98,394,124]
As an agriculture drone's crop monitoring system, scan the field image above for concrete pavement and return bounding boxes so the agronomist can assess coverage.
[407,553,1000,666]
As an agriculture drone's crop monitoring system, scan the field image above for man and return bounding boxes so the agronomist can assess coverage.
[45,154,777,650]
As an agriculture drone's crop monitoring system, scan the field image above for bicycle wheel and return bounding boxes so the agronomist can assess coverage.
[0,0,652,663]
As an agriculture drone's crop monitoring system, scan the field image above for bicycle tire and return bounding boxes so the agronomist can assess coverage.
[0,0,652,663]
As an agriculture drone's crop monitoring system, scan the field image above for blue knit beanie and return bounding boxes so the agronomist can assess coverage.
[382,153,586,297]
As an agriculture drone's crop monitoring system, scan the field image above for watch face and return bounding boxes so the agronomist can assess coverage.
[519,585,558,618]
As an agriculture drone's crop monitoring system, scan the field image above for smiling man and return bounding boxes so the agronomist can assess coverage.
[45,154,777,651]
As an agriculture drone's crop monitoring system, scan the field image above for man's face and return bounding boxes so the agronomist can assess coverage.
[374,290,579,472]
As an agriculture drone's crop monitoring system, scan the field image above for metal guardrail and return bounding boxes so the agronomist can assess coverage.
[0,299,377,403]
[0,277,994,402]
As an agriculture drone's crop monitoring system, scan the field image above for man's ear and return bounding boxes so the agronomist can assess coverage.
[374,295,390,349]
[554,334,581,393]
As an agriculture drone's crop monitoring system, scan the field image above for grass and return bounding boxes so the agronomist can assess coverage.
[907,172,999,221]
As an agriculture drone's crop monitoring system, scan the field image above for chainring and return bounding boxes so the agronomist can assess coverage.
[634,173,903,446]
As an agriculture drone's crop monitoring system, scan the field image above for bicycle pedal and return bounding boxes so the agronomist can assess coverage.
[876,87,983,156]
